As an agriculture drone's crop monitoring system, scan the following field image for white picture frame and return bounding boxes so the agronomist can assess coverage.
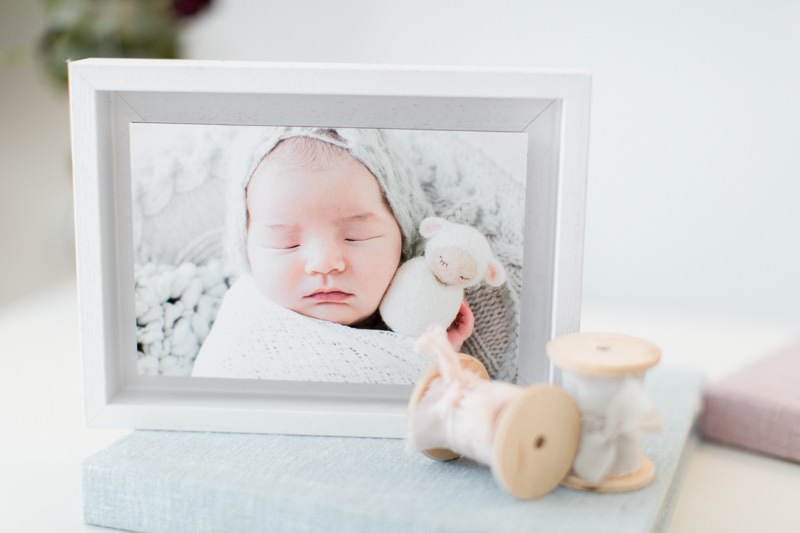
[69,58,590,438]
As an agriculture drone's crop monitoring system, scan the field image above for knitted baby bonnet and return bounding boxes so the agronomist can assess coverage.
[224,127,433,276]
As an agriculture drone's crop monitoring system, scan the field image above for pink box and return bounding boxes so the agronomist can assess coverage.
[701,339,800,462]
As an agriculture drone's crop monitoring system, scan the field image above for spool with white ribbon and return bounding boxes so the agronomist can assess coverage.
[408,326,581,499]
[547,332,663,493]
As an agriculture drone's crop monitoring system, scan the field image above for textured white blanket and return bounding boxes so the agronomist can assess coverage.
[191,273,431,384]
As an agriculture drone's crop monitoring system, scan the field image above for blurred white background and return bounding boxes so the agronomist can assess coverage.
[2,0,799,323]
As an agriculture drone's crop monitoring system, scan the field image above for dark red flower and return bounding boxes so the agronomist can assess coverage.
[171,0,212,19]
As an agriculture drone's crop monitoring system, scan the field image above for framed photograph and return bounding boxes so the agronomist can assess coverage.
[70,59,590,437]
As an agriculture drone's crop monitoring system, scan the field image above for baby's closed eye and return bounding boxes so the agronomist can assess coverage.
[345,235,383,242]
[259,240,300,251]
[273,243,300,250]
[250,226,301,250]
[343,228,384,242]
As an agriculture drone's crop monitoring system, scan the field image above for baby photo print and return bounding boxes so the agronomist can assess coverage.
[130,124,527,385]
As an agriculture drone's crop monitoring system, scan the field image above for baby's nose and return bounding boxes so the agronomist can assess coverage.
[304,239,346,275]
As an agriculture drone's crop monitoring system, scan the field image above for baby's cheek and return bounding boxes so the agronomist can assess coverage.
[249,252,293,296]
[359,247,400,295]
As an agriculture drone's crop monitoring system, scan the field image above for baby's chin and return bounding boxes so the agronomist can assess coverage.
[295,304,378,328]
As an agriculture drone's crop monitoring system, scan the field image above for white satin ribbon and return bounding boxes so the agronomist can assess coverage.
[571,377,662,484]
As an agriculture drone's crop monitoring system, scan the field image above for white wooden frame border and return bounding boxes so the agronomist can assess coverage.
[69,59,591,437]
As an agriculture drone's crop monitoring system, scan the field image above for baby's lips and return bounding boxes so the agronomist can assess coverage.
[305,289,354,302]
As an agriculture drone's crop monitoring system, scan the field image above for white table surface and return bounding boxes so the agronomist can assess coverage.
[2,281,799,532]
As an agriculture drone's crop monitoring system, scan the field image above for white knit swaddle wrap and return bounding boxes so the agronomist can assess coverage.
[191,273,430,383]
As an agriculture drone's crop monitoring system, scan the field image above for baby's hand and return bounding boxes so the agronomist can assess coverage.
[446,298,475,351]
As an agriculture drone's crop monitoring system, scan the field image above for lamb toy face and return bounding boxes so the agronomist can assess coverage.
[421,217,505,289]
[379,217,506,338]
[428,247,477,287]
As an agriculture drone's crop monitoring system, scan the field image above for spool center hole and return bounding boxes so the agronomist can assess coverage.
[533,435,546,449]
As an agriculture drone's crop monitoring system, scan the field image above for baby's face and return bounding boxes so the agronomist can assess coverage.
[245,142,402,326]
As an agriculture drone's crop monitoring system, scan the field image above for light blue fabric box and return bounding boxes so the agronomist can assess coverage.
[82,368,702,533]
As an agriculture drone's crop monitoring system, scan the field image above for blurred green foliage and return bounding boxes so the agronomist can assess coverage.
[38,0,210,86]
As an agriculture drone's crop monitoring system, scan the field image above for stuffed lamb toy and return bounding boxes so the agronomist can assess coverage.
[379,216,506,337]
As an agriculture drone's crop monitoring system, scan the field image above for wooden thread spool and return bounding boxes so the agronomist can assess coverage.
[546,332,662,493]
[408,327,580,500]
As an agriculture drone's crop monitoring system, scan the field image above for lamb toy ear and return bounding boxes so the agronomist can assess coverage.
[419,216,447,238]
[484,257,506,287]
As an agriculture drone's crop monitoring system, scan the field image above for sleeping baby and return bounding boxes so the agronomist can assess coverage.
[191,128,474,383]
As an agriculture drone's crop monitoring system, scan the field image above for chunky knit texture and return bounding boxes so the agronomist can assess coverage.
[135,260,230,376]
